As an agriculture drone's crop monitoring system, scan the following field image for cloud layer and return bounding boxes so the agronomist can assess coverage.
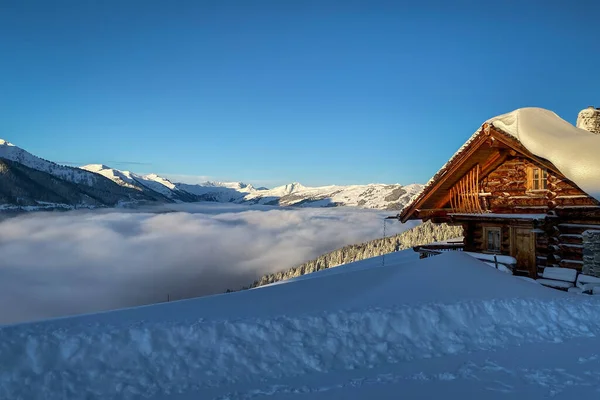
[0,204,415,325]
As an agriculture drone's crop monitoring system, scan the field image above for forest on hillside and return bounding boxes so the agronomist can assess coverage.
[240,221,463,290]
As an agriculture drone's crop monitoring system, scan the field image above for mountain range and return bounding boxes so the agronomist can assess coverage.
[0,138,423,211]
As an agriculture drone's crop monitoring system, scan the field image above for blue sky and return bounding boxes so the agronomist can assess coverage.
[1,1,599,188]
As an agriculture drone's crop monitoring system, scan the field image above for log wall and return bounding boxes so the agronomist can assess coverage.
[480,157,598,213]
[455,156,600,275]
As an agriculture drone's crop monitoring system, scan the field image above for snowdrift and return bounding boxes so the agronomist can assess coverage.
[2,252,600,399]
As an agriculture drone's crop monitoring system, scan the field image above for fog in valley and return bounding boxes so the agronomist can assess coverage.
[0,204,415,324]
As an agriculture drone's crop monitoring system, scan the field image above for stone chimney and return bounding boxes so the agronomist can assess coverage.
[577,106,600,134]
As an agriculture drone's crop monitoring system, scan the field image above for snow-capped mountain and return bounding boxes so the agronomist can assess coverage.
[76,163,422,210]
[1,139,110,187]
[239,182,424,210]
[1,138,423,211]
[80,164,197,202]
[175,180,261,202]
[0,139,160,210]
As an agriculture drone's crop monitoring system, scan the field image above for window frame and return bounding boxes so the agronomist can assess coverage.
[527,166,548,191]
[483,226,502,254]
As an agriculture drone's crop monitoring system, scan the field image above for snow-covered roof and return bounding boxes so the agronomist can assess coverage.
[491,108,600,201]
[402,107,600,217]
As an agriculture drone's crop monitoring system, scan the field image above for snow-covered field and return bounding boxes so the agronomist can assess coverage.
[0,204,413,325]
[2,251,600,399]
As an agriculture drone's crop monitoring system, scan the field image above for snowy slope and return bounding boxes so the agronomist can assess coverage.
[3,251,600,399]
[80,164,140,189]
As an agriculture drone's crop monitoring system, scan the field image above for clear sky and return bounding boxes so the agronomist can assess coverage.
[1,1,599,188]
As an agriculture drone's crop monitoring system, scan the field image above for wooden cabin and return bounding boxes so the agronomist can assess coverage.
[398,107,600,278]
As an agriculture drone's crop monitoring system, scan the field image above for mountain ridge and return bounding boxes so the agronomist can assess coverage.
[0,138,423,211]
[0,139,164,210]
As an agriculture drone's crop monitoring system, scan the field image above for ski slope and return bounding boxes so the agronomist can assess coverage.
[2,251,600,399]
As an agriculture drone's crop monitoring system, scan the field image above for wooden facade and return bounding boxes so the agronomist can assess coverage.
[400,123,600,277]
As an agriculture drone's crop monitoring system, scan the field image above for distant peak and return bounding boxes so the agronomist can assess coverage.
[286,182,305,190]
[81,164,111,172]
[272,182,306,195]
[202,181,254,190]
[0,138,15,146]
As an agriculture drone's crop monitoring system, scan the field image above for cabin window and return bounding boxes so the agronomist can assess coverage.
[484,227,501,253]
[527,167,547,190]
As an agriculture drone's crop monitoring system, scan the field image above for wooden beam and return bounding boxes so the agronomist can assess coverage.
[479,150,509,179]
[399,130,489,222]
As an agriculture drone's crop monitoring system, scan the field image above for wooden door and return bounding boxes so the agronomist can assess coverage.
[510,227,536,277]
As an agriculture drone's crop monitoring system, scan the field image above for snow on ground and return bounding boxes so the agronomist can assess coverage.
[2,251,600,399]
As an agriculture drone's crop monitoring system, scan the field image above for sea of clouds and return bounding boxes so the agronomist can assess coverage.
[0,203,416,325]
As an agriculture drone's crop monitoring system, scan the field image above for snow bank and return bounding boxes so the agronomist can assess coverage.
[2,252,600,399]
[491,108,600,201]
